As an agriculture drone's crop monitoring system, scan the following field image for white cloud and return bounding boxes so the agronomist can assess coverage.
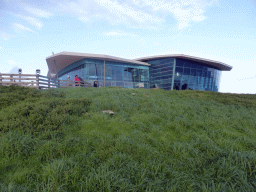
[13,23,34,32]
[0,61,20,74]
[61,0,215,29]
[24,6,53,18]
[131,0,216,29]
[104,30,135,36]
[8,65,21,74]
[57,1,90,16]
[79,17,89,23]
[2,0,216,40]
[95,0,163,24]
[20,16,43,29]
[105,31,120,36]
[58,0,163,28]
[0,31,11,40]
[7,60,18,65]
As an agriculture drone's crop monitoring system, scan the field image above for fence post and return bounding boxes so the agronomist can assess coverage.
[10,75,13,85]
[48,78,50,89]
[0,73,2,85]
[36,74,40,89]
[53,79,55,88]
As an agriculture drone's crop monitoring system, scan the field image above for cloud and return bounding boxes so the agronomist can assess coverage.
[104,30,135,36]
[24,6,53,18]
[3,60,19,73]
[58,0,163,28]
[6,60,18,66]
[11,14,44,29]
[20,16,43,29]
[95,0,163,24]
[1,0,216,40]
[57,0,215,29]
[8,65,21,74]
[79,17,89,23]
[13,23,34,32]
[0,32,11,40]
[130,0,215,29]
[0,1,51,40]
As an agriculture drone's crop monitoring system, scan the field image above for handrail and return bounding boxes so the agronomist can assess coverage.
[0,73,91,89]
[0,73,58,89]
[0,73,37,76]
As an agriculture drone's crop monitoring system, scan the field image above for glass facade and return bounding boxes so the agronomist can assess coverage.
[148,58,221,92]
[57,58,150,88]
[56,57,221,91]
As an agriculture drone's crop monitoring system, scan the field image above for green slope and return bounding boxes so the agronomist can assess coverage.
[0,85,256,191]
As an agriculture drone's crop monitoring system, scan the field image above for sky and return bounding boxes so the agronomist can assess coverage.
[0,0,255,94]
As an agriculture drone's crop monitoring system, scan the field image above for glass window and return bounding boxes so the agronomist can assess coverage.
[200,71,205,79]
[105,65,112,81]
[183,62,192,68]
[191,69,196,76]
[115,66,123,81]
[175,67,183,74]
[183,67,190,75]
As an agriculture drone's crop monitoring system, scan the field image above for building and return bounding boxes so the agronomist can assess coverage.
[46,52,232,91]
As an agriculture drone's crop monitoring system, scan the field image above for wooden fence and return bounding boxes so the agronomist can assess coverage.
[0,73,91,89]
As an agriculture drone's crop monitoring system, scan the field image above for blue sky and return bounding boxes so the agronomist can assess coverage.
[0,0,255,93]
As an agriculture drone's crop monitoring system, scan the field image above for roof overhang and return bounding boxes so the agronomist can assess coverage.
[134,54,232,71]
[46,52,150,77]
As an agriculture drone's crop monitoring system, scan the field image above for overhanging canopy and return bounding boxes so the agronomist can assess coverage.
[134,54,232,71]
[46,52,150,77]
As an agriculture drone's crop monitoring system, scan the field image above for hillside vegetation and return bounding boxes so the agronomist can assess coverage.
[0,85,256,192]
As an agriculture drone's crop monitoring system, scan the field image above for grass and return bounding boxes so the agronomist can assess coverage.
[0,85,256,191]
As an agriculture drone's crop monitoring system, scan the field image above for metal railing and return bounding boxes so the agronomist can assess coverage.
[57,79,91,88]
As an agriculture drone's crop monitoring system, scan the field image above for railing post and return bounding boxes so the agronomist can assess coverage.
[54,79,57,88]
[48,78,50,89]
[36,74,40,89]
[10,75,13,85]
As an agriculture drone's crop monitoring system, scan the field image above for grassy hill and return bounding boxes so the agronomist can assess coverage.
[0,85,256,192]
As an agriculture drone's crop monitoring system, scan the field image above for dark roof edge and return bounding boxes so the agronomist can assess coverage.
[134,54,233,71]
[46,51,150,66]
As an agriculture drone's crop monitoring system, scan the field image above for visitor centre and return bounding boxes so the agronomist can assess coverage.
[46,52,232,92]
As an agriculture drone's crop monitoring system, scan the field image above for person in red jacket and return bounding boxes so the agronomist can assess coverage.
[74,75,80,86]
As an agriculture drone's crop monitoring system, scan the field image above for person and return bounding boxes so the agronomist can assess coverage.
[79,77,85,87]
[94,81,98,88]
[182,84,187,90]
[74,75,80,86]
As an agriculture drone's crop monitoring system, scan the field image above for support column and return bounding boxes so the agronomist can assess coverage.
[171,58,176,90]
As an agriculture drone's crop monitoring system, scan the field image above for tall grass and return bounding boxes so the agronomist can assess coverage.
[0,85,256,191]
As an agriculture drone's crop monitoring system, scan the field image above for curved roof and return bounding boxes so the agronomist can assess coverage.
[134,54,232,71]
[46,52,150,76]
